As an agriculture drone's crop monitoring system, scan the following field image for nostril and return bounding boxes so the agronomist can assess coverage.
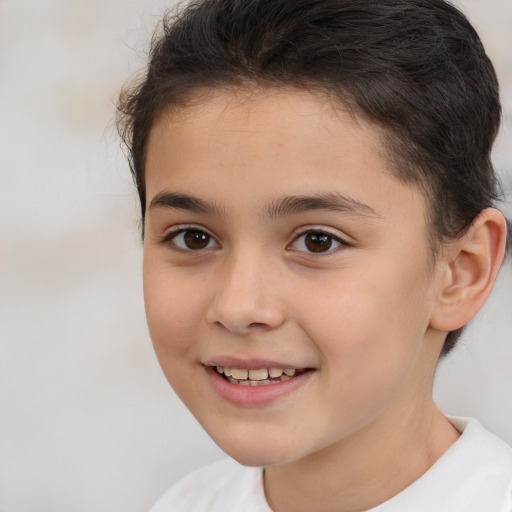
[248,322,268,329]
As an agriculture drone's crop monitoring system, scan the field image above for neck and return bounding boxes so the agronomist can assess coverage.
[264,401,460,512]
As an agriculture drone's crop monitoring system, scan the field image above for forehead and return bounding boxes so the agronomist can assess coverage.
[145,87,427,233]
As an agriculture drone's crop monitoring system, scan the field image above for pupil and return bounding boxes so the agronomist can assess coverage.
[305,233,332,253]
[184,230,210,250]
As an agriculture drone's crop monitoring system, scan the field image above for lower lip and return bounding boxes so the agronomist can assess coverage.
[205,366,314,407]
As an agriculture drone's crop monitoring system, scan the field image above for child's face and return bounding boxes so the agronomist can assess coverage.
[143,88,446,466]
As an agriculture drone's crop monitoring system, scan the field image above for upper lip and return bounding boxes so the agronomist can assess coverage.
[203,356,310,370]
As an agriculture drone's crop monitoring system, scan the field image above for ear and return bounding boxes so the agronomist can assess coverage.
[429,208,508,332]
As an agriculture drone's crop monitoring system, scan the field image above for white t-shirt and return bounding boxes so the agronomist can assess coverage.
[150,417,512,512]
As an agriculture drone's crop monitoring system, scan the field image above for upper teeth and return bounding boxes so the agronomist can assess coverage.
[216,366,296,380]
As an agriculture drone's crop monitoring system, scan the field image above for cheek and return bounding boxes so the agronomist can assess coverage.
[298,268,431,381]
[143,265,213,404]
[295,277,430,436]
[143,263,205,358]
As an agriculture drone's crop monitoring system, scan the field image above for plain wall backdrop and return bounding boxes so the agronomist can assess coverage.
[0,1,510,511]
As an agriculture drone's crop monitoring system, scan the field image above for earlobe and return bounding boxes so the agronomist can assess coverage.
[429,208,508,332]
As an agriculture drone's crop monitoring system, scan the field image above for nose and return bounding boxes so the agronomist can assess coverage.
[206,251,286,334]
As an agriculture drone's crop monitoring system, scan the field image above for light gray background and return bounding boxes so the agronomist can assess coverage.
[0,1,510,511]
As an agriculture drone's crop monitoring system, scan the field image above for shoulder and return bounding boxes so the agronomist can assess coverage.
[437,417,512,510]
[149,458,270,512]
[373,417,512,512]
[448,416,512,473]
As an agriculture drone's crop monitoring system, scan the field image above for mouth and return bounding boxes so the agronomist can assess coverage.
[205,362,314,406]
[214,365,307,386]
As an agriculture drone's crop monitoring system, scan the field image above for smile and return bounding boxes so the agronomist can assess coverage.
[206,364,314,406]
[216,366,303,386]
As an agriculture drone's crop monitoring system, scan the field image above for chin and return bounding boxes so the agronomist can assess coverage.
[210,430,307,468]
[226,449,293,468]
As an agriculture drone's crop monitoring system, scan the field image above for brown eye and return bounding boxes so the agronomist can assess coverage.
[184,230,211,250]
[168,229,219,251]
[304,233,333,252]
[290,231,345,254]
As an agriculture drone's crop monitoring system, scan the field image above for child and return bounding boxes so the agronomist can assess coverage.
[117,0,512,510]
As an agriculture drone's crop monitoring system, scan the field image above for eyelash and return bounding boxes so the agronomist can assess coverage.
[160,226,349,254]
[289,229,349,254]
[160,226,219,252]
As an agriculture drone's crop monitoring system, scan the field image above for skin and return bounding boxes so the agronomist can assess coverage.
[143,88,463,511]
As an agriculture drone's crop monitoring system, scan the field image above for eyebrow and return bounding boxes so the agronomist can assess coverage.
[149,191,224,216]
[264,193,380,219]
[148,190,380,219]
